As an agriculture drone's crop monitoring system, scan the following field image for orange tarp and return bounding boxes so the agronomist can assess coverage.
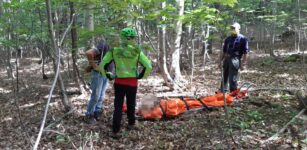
[135,92,235,119]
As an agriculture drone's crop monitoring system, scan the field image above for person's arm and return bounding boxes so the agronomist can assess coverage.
[99,50,114,78]
[138,51,152,79]
[85,49,99,71]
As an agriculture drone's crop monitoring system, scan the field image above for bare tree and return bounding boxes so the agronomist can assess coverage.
[46,0,72,111]
[85,4,95,48]
[159,2,173,84]
[69,1,89,94]
[170,0,185,84]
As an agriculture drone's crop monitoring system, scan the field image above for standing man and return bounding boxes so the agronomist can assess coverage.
[99,27,152,139]
[85,41,112,124]
[218,22,249,92]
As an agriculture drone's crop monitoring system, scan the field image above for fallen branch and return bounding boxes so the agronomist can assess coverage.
[261,108,306,144]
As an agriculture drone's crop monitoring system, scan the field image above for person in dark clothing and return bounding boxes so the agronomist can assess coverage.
[218,22,249,92]
[99,28,152,139]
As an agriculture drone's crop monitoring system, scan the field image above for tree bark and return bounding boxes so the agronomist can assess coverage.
[159,2,172,84]
[171,0,184,82]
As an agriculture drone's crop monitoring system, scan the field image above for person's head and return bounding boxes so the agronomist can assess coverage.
[97,41,109,52]
[120,27,137,43]
[230,22,240,36]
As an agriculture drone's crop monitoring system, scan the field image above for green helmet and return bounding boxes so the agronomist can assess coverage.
[120,28,137,38]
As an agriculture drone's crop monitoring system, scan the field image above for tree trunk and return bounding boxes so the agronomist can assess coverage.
[159,2,172,84]
[269,1,277,57]
[6,48,14,79]
[6,8,14,79]
[46,0,72,111]
[171,0,184,82]
[0,0,3,17]
[297,0,301,52]
[202,23,211,66]
[69,1,88,95]
[85,4,94,48]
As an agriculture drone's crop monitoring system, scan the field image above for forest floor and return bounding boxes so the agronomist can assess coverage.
[0,50,306,150]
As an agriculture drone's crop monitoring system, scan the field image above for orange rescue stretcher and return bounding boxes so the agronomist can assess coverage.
[123,83,253,120]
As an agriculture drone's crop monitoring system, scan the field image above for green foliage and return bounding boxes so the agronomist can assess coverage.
[239,121,250,129]
[204,0,237,7]
[280,94,291,101]
[262,58,276,65]
[56,134,71,144]
[284,54,300,62]
[247,110,263,121]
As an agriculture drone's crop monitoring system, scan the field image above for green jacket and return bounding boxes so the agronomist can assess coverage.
[99,44,152,79]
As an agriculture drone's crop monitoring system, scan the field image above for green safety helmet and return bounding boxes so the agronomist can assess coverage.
[120,28,137,39]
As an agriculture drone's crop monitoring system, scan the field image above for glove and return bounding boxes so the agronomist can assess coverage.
[106,72,115,81]
[137,74,143,79]
[137,68,145,79]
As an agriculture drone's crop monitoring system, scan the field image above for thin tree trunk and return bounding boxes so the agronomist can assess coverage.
[297,0,301,52]
[202,23,211,66]
[171,0,184,82]
[270,1,277,57]
[46,0,72,111]
[6,48,14,79]
[69,1,88,94]
[159,2,172,83]
[190,39,195,86]
[85,4,94,48]
[0,0,3,17]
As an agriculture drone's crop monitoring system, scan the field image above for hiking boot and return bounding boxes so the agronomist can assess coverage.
[84,115,96,125]
[110,132,121,139]
[94,110,103,121]
[126,121,140,130]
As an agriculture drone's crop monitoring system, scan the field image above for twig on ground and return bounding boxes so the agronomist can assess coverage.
[261,108,306,144]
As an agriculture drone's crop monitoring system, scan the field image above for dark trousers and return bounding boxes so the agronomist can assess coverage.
[221,56,240,92]
[113,84,137,133]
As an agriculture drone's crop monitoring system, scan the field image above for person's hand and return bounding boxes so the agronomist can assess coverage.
[137,74,143,79]
[106,72,115,81]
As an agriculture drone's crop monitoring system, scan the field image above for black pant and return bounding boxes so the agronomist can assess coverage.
[113,84,137,133]
[221,56,240,92]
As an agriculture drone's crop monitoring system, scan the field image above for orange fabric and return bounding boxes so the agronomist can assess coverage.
[160,99,187,117]
[183,98,203,109]
[129,92,241,119]
[200,93,234,106]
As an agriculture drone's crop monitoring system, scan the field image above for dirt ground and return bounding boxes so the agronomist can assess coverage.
[0,51,306,149]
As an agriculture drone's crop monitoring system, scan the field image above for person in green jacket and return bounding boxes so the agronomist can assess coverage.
[99,27,152,139]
